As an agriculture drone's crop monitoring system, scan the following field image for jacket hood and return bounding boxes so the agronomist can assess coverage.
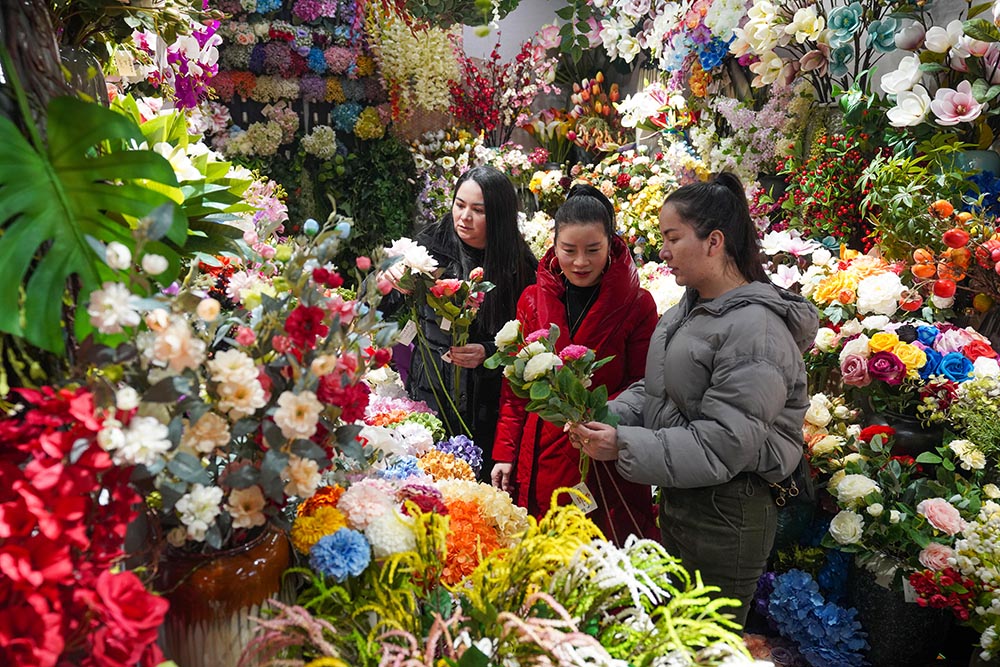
[684,282,819,353]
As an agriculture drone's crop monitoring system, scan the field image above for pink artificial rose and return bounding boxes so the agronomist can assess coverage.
[559,344,589,362]
[430,278,464,298]
[469,267,484,282]
[524,328,550,344]
[918,542,956,571]
[934,327,976,354]
[356,256,372,271]
[377,277,393,295]
[840,354,872,387]
[234,325,256,346]
[917,497,966,535]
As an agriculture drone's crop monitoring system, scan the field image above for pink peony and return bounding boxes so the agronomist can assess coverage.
[559,344,590,362]
[930,80,984,126]
[935,327,976,354]
[917,497,965,535]
[524,328,550,344]
[918,542,955,571]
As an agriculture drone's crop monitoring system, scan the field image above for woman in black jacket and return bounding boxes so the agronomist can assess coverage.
[388,165,536,478]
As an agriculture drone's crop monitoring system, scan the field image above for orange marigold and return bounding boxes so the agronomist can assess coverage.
[291,506,347,554]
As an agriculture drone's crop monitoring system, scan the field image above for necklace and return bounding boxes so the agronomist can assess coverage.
[566,283,600,337]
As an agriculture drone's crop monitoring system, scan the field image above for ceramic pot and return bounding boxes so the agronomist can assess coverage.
[863,407,944,458]
[156,527,293,667]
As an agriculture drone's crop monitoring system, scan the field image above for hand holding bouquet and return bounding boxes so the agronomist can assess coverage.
[486,321,617,428]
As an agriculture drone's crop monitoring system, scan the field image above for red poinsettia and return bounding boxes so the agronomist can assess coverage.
[0,388,167,667]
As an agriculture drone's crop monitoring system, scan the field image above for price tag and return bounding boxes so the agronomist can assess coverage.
[397,320,417,346]
[569,482,598,515]
[441,350,453,364]
[440,318,452,332]
[902,577,918,604]
[113,49,137,77]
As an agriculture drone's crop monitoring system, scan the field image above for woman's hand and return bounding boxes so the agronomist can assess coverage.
[568,422,621,461]
[491,462,513,492]
[449,343,486,368]
[378,264,410,294]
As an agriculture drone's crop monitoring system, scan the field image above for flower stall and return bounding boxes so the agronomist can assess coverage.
[10,0,1000,665]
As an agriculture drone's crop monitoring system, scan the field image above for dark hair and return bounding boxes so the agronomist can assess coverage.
[453,165,536,332]
[554,184,616,241]
[662,172,769,284]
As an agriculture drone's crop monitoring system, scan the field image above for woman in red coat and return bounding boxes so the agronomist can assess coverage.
[491,185,658,544]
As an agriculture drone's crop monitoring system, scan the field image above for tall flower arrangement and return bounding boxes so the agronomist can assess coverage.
[448,32,560,147]
[85,215,395,552]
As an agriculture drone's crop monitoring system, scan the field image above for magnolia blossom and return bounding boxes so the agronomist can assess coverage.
[786,6,824,43]
[895,21,925,50]
[931,80,984,126]
[887,85,932,127]
[924,20,964,54]
[750,50,784,87]
[880,55,923,95]
[227,486,267,529]
[274,390,323,440]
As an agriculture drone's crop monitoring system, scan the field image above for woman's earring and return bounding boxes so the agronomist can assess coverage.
[604,254,612,273]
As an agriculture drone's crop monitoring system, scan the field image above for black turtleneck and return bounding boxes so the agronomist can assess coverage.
[565,280,600,337]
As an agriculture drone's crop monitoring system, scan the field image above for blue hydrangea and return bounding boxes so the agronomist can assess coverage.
[435,435,483,474]
[768,569,868,667]
[332,102,362,132]
[379,455,422,481]
[256,0,282,13]
[307,47,327,74]
[342,78,366,102]
[310,528,371,581]
[967,171,1000,219]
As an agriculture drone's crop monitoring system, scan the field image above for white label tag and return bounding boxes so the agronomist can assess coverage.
[902,578,918,604]
[113,49,137,77]
[441,350,453,364]
[397,320,417,346]
[569,482,598,514]
[440,318,452,332]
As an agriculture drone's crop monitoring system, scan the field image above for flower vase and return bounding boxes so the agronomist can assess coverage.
[848,563,950,667]
[156,526,294,667]
[863,407,943,458]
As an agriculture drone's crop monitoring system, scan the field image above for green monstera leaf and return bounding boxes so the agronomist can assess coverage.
[0,95,184,354]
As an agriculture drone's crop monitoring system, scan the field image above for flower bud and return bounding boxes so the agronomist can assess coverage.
[196,297,221,322]
[106,242,132,270]
[141,253,169,276]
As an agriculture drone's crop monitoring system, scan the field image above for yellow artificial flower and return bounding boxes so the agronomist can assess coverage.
[892,342,927,371]
[868,332,900,353]
[305,658,348,667]
[813,272,858,305]
[291,506,347,554]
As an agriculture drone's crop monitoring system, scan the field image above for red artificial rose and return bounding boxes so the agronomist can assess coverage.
[858,424,896,443]
[372,348,392,368]
[963,340,997,361]
[0,593,65,667]
[0,538,74,587]
[95,570,169,641]
[317,376,370,422]
[91,625,144,667]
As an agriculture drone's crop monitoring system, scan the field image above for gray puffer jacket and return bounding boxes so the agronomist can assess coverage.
[612,281,819,488]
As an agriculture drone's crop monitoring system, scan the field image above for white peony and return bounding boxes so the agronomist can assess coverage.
[523,352,562,381]
[494,319,521,348]
[87,282,140,334]
[829,510,865,544]
[856,272,904,316]
[384,237,439,275]
[834,473,881,508]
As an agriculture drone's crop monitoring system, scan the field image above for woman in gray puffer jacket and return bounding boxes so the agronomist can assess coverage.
[570,172,819,627]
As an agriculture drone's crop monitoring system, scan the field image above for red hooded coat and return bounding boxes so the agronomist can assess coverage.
[492,236,659,544]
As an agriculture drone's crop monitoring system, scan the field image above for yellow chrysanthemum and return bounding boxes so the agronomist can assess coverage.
[325,78,346,104]
[291,506,347,554]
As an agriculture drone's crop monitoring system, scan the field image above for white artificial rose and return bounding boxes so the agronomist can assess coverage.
[805,401,832,427]
[835,473,881,508]
[973,357,1000,378]
[834,405,852,419]
[516,341,546,359]
[890,509,902,523]
[494,320,521,348]
[523,352,562,381]
[814,327,838,352]
[839,334,871,363]
[811,247,834,266]
[856,272,905,316]
[839,319,863,338]
[811,435,845,456]
[829,510,865,544]
[867,503,884,517]
[984,483,1000,499]
[861,315,891,331]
